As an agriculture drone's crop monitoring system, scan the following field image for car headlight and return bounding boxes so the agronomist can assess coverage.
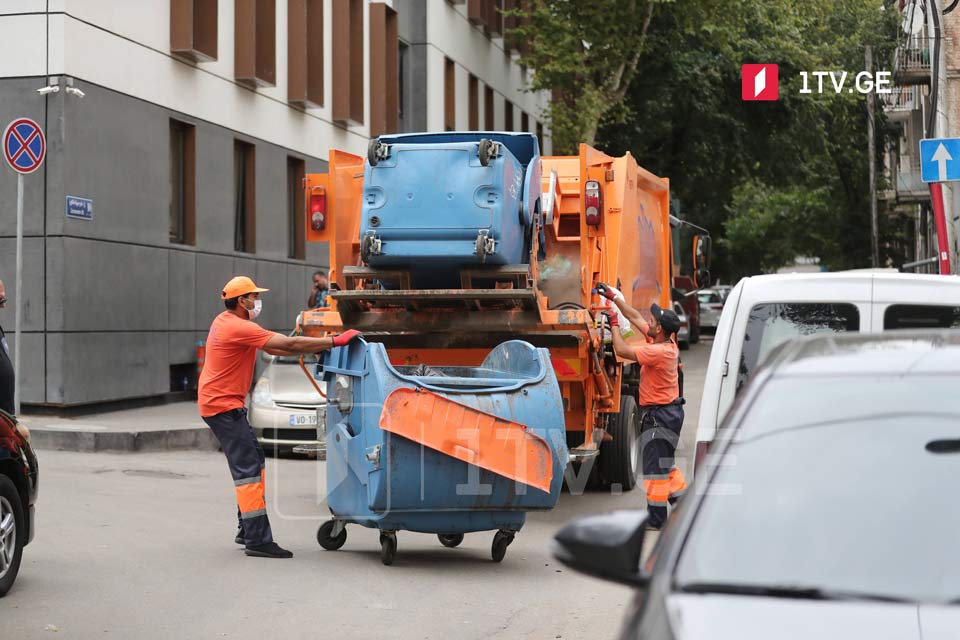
[252,377,274,408]
[16,422,31,444]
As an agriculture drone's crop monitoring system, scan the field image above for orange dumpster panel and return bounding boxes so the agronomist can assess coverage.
[379,387,554,493]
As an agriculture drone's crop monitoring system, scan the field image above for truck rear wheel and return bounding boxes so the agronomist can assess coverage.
[600,395,640,491]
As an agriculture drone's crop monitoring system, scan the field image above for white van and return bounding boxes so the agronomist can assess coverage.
[694,271,960,465]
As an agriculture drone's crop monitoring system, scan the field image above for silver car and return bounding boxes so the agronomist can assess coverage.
[248,353,326,456]
[697,289,724,332]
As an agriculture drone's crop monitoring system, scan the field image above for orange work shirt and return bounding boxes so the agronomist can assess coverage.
[198,312,277,417]
[632,318,680,406]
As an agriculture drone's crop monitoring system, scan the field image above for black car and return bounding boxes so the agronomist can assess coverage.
[554,331,960,639]
[0,409,38,596]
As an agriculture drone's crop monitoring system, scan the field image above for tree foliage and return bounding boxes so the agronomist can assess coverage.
[509,0,672,154]
[518,0,901,278]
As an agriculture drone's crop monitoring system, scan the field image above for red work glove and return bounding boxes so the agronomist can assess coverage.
[332,329,362,347]
[595,282,617,300]
[603,312,619,328]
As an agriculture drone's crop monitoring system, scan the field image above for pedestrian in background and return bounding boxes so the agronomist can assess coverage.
[0,280,13,416]
[597,282,687,531]
[308,270,329,309]
[199,276,361,558]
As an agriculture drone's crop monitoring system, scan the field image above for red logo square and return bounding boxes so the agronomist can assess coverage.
[742,64,779,101]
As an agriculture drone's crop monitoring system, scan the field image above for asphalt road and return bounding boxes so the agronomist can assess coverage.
[4,339,713,640]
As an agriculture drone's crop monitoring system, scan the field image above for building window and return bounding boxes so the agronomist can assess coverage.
[484,85,494,129]
[332,0,364,125]
[170,0,218,62]
[288,157,306,260]
[235,0,276,88]
[234,140,256,253]
[370,2,398,136]
[521,111,529,132]
[468,0,502,37]
[169,120,196,245]
[536,120,544,146]
[444,57,456,131]
[468,74,479,130]
[288,0,323,107]
[504,99,514,131]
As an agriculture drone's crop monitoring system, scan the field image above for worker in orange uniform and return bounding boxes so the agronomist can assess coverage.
[597,282,686,531]
[199,276,362,558]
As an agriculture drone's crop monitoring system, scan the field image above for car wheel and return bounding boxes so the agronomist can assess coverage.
[0,475,25,597]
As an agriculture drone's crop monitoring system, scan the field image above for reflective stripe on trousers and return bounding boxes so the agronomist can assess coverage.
[640,402,686,527]
[204,408,274,546]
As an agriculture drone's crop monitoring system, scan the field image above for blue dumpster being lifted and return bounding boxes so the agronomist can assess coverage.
[314,338,568,565]
[359,132,542,289]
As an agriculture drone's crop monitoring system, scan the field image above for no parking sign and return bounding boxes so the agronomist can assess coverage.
[3,118,45,174]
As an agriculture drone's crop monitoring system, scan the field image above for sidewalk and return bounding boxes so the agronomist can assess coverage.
[20,401,219,453]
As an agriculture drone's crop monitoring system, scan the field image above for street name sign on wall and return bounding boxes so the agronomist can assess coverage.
[920,138,960,183]
[3,118,45,174]
[66,196,93,221]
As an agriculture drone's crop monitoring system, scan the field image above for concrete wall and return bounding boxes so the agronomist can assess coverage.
[0,79,329,405]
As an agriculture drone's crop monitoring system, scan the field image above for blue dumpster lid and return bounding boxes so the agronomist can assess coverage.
[376,131,540,166]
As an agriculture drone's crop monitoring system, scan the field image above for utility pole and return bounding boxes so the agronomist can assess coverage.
[927,0,955,272]
[866,45,879,268]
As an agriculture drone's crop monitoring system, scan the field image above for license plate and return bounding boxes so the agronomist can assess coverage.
[289,413,318,427]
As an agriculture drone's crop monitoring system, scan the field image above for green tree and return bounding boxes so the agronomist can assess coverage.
[509,0,674,154]
[594,0,899,277]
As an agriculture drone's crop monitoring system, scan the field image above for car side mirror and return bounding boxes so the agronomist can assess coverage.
[693,235,712,289]
[552,510,651,587]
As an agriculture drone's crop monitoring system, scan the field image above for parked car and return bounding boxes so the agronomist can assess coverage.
[0,410,38,597]
[695,271,960,467]
[712,284,733,302]
[248,352,326,456]
[554,331,960,639]
[673,301,690,350]
[696,289,723,332]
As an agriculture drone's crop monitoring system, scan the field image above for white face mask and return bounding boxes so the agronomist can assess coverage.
[245,298,262,320]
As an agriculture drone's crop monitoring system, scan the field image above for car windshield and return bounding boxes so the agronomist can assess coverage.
[676,375,960,604]
[697,292,718,304]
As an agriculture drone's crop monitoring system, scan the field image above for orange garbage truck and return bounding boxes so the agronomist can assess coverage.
[301,132,698,491]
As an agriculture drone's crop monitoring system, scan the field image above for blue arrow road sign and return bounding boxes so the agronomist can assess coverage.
[920,138,960,183]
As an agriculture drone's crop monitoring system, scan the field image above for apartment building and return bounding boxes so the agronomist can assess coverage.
[0,0,550,406]
[881,0,958,271]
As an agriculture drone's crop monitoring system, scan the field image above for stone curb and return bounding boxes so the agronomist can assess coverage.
[30,427,220,453]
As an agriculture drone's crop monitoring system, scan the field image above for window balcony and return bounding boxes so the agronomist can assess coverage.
[894,36,933,85]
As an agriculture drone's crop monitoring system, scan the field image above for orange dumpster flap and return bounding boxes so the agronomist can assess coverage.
[379,387,554,493]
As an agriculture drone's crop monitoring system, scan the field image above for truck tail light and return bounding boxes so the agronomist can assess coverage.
[310,190,326,231]
[585,180,601,226]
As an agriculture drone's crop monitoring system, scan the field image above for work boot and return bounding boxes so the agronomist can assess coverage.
[235,526,245,545]
[245,542,294,559]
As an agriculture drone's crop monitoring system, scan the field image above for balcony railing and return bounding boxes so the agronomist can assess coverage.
[894,36,933,77]
[881,85,921,112]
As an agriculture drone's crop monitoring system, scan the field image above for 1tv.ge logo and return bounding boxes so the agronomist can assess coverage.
[742,63,894,101]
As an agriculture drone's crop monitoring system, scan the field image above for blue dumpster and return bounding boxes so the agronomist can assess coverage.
[359,132,542,288]
[314,338,567,565]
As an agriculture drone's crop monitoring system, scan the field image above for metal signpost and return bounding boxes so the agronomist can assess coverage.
[3,118,46,415]
[920,138,960,275]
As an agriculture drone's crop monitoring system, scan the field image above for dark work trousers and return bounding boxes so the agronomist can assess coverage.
[639,400,687,528]
[203,408,273,546]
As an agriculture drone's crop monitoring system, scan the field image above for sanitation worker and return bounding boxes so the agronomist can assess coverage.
[597,282,686,531]
[199,276,361,558]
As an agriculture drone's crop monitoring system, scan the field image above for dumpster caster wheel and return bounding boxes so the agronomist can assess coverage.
[491,531,515,563]
[478,138,495,166]
[380,532,397,566]
[317,520,347,551]
[438,534,464,548]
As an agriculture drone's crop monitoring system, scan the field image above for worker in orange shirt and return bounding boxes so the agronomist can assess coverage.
[199,276,361,558]
[597,282,686,531]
